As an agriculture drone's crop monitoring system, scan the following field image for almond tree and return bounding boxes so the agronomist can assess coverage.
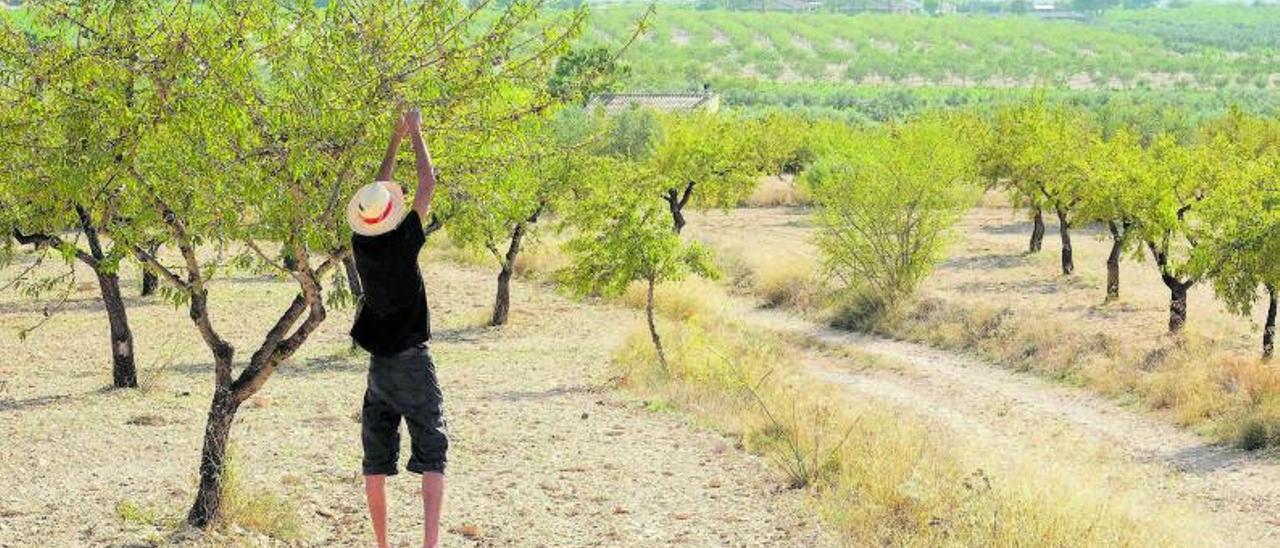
[1193,113,1280,358]
[1133,132,1240,334]
[0,0,217,388]
[14,0,590,528]
[1002,100,1093,275]
[444,109,603,326]
[649,112,762,233]
[986,103,1048,253]
[561,156,716,371]
[1078,129,1149,303]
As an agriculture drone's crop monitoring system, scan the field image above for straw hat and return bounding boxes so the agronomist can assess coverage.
[346,181,407,237]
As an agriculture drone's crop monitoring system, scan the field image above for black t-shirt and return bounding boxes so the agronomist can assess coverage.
[350,210,431,357]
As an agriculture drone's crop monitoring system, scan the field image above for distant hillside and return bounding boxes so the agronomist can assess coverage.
[585,7,1280,94]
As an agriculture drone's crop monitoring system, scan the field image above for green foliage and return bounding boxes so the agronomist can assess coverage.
[548,46,630,106]
[807,114,980,307]
[647,111,761,213]
[561,162,716,297]
[986,99,1094,214]
[1192,112,1280,317]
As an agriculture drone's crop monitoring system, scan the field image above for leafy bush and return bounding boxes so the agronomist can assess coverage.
[807,114,980,308]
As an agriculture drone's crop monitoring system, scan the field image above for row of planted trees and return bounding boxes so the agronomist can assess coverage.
[0,0,792,530]
[984,100,1279,358]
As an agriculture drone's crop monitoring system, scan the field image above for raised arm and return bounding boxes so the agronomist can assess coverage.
[376,114,409,181]
[404,107,437,220]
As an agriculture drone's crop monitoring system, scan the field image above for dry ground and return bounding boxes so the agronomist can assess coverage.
[692,201,1274,357]
[688,203,1280,545]
[0,250,831,547]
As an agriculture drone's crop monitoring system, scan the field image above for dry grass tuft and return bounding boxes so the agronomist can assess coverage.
[613,305,1201,547]
[874,296,1280,448]
[619,277,724,321]
[742,176,811,208]
[214,447,303,541]
[754,258,823,311]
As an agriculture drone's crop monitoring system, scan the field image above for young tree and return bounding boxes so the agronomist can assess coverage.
[0,4,190,388]
[444,111,598,326]
[648,112,761,233]
[1193,113,1280,358]
[807,114,980,308]
[986,104,1048,254]
[1079,129,1149,303]
[1001,100,1094,275]
[1134,133,1240,334]
[749,109,816,179]
[562,158,715,370]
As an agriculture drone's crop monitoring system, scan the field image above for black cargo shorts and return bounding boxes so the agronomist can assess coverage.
[361,343,449,476]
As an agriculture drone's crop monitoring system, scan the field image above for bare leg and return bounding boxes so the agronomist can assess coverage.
[422,472,445,548]
[365,474,390,548]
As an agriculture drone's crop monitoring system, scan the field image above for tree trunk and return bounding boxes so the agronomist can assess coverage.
[1055,205,1073,275]
[140,241,160,297]
[489,215,536,327]
[1264,284,1276,361]
[645,276,668,372]
[669,202,686,234]
[73,204,139,388]
[140,270,158,297]
[1105,221,1122,303]
[1148,239,1193,335]
[342,255,363,300]
[186,387,237,528]
[96,270,138,388]
[1029,206,1045,253]
[491,266,512,327]
[666,182,695,234]
[1168,283,1189,334]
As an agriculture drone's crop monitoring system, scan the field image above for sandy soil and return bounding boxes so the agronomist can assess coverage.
[0,255,831,547]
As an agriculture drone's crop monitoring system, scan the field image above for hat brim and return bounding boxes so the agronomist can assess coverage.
[347,192,408,237]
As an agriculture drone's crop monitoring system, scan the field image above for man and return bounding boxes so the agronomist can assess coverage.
[346,107,446,548]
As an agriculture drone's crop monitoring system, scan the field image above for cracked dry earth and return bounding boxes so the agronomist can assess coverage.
[0,257,832,547]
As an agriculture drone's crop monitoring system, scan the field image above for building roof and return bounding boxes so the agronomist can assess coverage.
[586,92,719,115]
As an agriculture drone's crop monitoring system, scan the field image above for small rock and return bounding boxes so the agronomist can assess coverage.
[448,523,483,539]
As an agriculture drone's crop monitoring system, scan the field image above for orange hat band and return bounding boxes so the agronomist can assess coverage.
[361,200,395,225]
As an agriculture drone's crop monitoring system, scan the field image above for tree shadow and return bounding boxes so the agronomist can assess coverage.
[979,220,1038,235]
[1159,442,1279,475]
[952,278,1067,295]
[941,253,1031,270]
[491,384,600,402]
[0,385,113,413]
[0,296,162,316]
[165,349,368,380]
[433,324,496,343]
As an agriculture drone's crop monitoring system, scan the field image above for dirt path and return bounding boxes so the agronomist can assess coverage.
[729,300,1280,547]
[0,259,831,547]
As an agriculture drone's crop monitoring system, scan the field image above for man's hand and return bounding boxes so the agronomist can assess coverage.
[394,114,409,139]
[405,107,423,133]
